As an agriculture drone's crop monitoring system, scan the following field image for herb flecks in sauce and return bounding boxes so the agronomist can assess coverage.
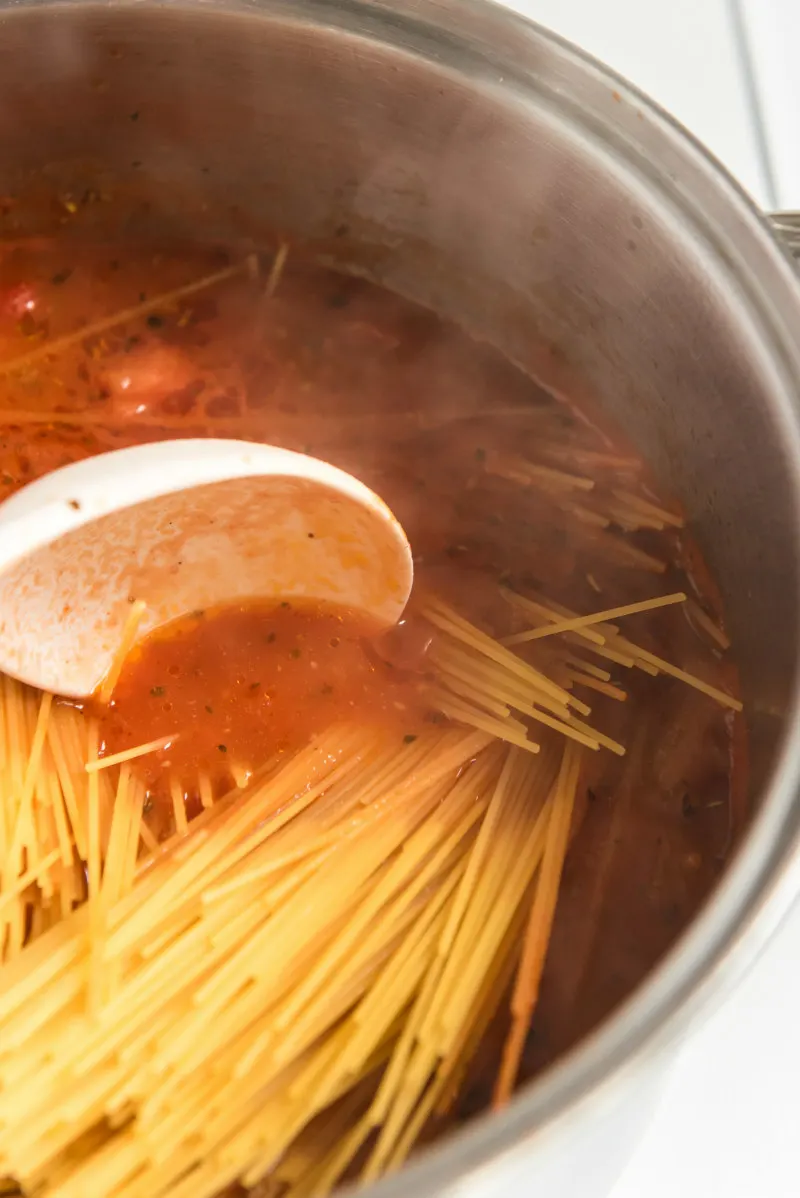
[98,599,430,793]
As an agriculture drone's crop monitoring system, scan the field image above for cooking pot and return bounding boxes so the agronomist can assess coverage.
[2,2,800,1196]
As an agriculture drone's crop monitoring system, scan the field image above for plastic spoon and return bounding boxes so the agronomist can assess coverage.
[0,439,413,698]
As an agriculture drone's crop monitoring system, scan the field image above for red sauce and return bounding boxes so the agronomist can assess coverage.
[97,600,430,795]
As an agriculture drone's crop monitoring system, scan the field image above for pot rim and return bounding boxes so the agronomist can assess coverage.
[5,0,800,1192]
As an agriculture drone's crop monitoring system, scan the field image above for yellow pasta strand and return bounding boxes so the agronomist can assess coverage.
[86,734,178,773]
[98,600,147,704]
[0,260,253,379]
[503,591,686,645]
[494,741,582,1106]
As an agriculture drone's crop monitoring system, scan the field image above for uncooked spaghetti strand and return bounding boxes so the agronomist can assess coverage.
[20,690,53,809]
[436,747,529,960]
[0,259,254,379]
[38,738,75,872]
[98,600,147,704]
[16,692,44,886]
[0,848,62,913]
[3,674,25,798]
[433,670,599,750]
[571,635,638,670]
[494,741,582,1108]
[0,682,8,862]
[31,802,57,901]
[200,831,341,904]
[500,587,606,646]
[101,766,133,908]
[611,488,684,527]
[564,655,612,681]
[47,709,88,857]
[486,452,595,492]
[434,670,511,719]
[170,775,189,836]
[607,502,665,532]
[629,645,743,710]
[502,592,686,645]
[429,688,539,752]
[684,599,731,650]
[198,771,214,810]
[565,714,625,756]
[2,766,37,910]
[565,670,628,702]
[1,680,30,899]
[87,720,102,899]
[266,240,290,297]
[353,730,450,810]
[431,641,574,721]
[137,817,160,856]
[86,734,178,773]
[421,596,572,706]
[522,704,600,750]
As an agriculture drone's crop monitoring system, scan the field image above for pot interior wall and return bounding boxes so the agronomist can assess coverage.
[0,0,799,1068]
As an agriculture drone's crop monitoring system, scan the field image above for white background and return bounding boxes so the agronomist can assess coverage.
[500,3,800,1196]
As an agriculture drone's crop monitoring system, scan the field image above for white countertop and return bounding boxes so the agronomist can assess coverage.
[501,0,774,207]
[613,900,800,1198]
[500,3,799,1196]
[739,0,800,210]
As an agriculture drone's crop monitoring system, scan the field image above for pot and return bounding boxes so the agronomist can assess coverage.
[2,2,800,1196]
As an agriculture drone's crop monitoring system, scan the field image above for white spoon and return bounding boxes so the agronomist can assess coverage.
[0,439,413,698]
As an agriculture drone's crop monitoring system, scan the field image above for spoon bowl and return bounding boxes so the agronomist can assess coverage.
[0,439,413,697]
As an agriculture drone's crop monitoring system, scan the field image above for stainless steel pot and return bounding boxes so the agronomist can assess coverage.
[2,2,800,1195]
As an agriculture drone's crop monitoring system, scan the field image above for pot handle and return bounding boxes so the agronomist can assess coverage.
[770,211,800,257]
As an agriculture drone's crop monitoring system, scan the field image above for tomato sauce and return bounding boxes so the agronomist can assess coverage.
[97,600,430,794]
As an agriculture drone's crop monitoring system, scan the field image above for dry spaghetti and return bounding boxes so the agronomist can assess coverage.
[0,570,741,1198]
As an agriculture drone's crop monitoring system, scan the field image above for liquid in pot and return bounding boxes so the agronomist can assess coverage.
[0,232,744,1198]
